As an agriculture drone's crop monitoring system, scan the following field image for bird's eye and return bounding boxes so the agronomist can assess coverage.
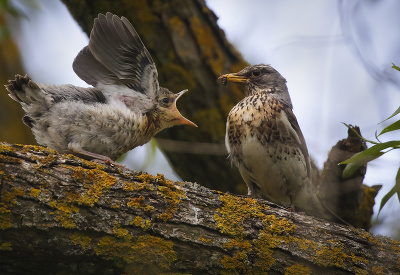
[162,98,169,104]
[252,70,261,77]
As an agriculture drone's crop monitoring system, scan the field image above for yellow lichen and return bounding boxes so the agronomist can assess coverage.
[371,266,385,275]
[353,266,369,275]
[69,166,116,206]
[1,187,24,207]
[190,16,224,75]
[198,234,212,243]
[29,187,41,198]
[156,174,185,222]
[123,181,153,192]
[0,242,12,251]
[285,264,311,275]
[130,216,152,231]
[49,201,79,229]
[69,233,92,250]
[127,196,155,214]
[215,194,295,273]
[0,206,12,229]
[95,234,176,273]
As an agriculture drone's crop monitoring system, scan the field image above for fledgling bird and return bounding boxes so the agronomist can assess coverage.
[219,64,330,219]
[5,12,196,165]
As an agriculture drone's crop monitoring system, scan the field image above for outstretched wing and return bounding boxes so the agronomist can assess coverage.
[73,12,159,98]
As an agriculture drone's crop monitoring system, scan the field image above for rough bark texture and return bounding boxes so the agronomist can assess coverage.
[60,0,249,194]
[0,142,399,274]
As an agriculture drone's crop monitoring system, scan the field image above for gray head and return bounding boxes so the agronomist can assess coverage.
[219,64,292,106]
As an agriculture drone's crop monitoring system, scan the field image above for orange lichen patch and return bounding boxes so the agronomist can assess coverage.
[69,232,92,250]
[214,194,271,237]
[49,201,79,229]
[137,173,152,185]
[156,174,185,222]
[123,181,153,192]
[29,187,41,198]
[285,264,311,275]
[0,242,12,251]
[20,144,58,155]
[127,196,155,214]
[130,216,151,231]
[95,234,176,273]
[68,166,116,207]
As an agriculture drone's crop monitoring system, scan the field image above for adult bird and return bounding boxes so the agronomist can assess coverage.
[5,13,196,165]
[219,64,330,219]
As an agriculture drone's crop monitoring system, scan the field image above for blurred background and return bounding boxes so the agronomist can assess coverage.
[1,0,399,238]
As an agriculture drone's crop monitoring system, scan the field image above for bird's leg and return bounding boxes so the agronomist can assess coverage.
[68,143,124,167]
[289,195,296,212]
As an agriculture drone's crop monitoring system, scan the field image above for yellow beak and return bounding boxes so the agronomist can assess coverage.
[173,89,197,127]
[218,73,248,85]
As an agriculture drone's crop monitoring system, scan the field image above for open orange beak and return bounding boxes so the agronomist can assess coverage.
[173,89,197,127]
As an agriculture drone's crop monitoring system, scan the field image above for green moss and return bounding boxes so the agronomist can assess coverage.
[69,233,92,250]
[285,264,311,275]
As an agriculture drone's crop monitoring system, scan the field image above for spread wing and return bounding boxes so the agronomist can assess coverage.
[73,12,159,99]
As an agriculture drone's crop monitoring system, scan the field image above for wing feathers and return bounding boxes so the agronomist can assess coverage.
[73,12,159,98]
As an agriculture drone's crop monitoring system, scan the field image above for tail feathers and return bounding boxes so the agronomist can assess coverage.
[5,74,41,105]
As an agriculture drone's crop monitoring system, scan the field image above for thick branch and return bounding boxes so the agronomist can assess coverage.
[0,142,398,274]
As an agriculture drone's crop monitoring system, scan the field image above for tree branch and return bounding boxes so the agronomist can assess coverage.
[0,142,398,274]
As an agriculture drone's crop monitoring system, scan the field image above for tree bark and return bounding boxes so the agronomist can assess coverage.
[0,142,398,274]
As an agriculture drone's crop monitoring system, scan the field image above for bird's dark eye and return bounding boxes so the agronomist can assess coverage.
[162,98,169,104]
[252,70,261,77]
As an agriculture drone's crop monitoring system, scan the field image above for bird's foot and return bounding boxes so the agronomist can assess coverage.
[92,158,126,168]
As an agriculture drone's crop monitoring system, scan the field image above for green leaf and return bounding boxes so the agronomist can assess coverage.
[339,140,400,165]
[342,152,384,179]
[377,167,400,216]
[378,119,400,136]
[379,106,400,124]
[392,63,400,71]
